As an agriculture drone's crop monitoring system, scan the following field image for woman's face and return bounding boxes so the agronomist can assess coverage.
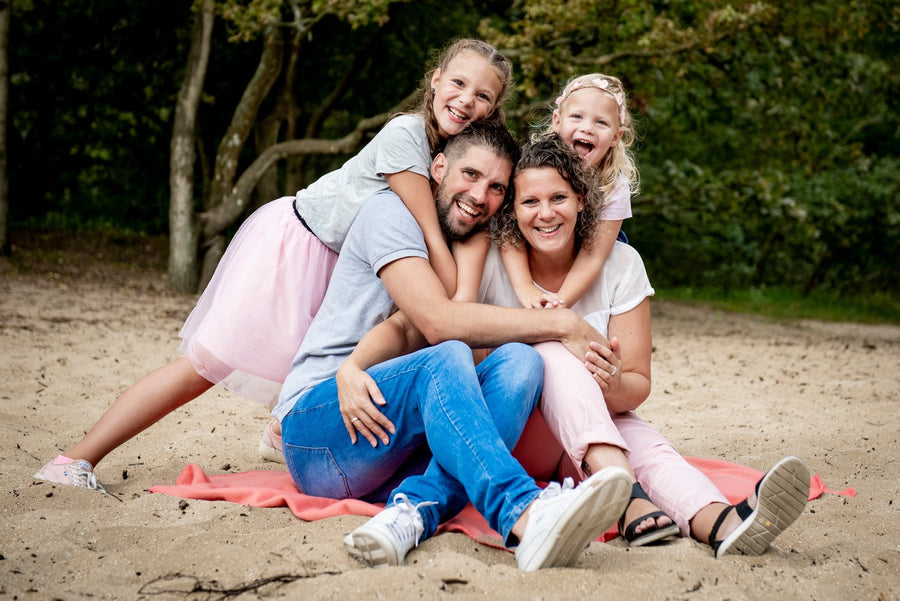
[514,167,584,259]
[552,87,622,170]
[431,52,504,139]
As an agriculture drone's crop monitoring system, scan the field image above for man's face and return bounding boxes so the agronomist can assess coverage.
[431,145,512,241]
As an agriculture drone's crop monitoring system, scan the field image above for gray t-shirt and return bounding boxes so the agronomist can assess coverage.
[293,113,431,253]
[273,189,429,420]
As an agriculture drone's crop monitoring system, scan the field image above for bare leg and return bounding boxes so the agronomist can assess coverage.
[581,443,674,537]
[63,358,214,466]
[689,494,756,545]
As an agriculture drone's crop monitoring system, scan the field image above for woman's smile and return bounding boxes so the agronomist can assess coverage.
[534,223,562,234]
[514,167,584,258]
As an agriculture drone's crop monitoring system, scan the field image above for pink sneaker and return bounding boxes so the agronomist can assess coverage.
[258,422,285,464]
[34,457,107,492]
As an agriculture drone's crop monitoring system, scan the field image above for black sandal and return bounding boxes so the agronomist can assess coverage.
[706,456,810,558]
[617,482,680,547]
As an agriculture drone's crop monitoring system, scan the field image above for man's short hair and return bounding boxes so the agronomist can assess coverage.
[442,119,520,170]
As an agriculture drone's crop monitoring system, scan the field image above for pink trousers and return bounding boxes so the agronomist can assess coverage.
[512,342,728,535]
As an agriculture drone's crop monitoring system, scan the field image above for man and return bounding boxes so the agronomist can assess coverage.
[273,120,631,572]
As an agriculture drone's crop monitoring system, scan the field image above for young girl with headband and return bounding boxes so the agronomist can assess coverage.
[502,74,638,309]
[35,38,513,491]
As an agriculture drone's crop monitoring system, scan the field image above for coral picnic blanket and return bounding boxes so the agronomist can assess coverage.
[150,457,854,549]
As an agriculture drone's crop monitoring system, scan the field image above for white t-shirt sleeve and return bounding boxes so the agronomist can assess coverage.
[565,242,653,337]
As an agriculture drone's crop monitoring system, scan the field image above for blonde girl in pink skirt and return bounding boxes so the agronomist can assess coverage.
[35,38,513,491]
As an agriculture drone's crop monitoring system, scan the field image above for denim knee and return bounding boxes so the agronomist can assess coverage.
[432,339,474,363]
[494,342,543,374]
[488,343,543,411]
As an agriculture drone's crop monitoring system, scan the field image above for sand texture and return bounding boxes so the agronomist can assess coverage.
[1,234,898,600]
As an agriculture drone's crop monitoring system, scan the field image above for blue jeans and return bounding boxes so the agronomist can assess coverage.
[281,341,543,545]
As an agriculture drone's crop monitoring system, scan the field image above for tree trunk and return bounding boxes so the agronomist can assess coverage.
[196,24,284,290]
[0,0,10,255]
[168,0,214,293]
[253,29,304,210]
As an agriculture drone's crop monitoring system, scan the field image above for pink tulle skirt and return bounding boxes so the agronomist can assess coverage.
[178,196,339,408]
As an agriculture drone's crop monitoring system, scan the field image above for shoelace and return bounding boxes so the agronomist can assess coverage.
[388,493,437,548]
[536,477,575,502]
[67,465,107,493]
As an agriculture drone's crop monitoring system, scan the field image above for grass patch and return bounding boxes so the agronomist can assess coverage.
[656,286,900,325]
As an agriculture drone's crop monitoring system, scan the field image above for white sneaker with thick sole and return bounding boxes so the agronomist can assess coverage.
[515,466,631,571]
[343,493,436,568]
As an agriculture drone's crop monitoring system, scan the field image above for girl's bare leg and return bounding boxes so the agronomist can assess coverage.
[63,358,214,466]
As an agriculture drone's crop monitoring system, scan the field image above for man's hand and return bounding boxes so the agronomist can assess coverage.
[335,361,395,447]
[557,309,609,361]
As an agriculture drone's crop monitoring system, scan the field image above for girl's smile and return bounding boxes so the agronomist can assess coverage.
[431,51,504,139]
[553,87,623,170]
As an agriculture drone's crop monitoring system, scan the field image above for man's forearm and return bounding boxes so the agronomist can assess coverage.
[418,301,576,348]
[382,256,605,361]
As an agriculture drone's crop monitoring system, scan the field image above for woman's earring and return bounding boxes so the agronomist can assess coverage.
[431,87,435,93]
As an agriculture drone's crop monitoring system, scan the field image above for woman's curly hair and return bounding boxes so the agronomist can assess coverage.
[492,135,602,251]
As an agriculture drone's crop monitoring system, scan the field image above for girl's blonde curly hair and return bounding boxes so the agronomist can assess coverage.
[535,73,639,201]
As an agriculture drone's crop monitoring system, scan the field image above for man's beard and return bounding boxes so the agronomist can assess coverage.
[436,187,482,242]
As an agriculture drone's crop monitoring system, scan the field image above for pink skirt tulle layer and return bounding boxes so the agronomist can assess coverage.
[178,197,338,408]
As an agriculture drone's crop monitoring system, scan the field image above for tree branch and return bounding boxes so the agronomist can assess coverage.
[200,89,418,239]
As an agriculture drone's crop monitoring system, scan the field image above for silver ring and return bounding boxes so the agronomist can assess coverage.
[351,417,360,422]
[610,365,617,376]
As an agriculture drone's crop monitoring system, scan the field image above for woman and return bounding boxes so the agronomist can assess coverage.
[480,136,810,556]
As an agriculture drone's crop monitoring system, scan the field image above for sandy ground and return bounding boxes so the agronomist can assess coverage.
[1,233,898,601]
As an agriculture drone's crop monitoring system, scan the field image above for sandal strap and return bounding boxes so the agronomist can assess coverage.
[622,510,670,541]
[707,505,734,554]
[731,475,763,520]
[629,481,651,502]
[695,476,763,551]
[733,497,753,521]
[617,482,678,543]
[617,482,650,531]
[701,476,761,551]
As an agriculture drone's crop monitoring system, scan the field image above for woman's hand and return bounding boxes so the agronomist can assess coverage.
[585,337,622,394]
[335,361,395,447]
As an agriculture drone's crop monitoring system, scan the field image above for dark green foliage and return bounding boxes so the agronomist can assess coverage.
[10,0,191,233]
[8,0,899,298]
[489,0,899,296]
[622,0,900,296]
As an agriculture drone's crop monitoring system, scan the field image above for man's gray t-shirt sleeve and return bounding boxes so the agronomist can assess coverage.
[273,190,429,420]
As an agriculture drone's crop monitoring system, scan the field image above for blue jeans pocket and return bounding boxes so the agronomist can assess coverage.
[284,442,351,499]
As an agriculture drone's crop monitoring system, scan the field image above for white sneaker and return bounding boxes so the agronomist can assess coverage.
[34,457,107,493]
[515,466,631,571]
[343,493,436,568]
